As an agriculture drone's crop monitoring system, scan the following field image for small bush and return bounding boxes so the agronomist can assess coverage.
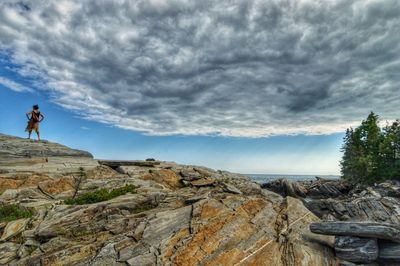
[65,184,137,205]
[0,204,33,222]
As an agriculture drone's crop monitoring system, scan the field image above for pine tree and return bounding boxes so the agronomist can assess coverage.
[340,112,384,184]
[379,120,400,181]
[358,112,382,183]
[340,128,359,182]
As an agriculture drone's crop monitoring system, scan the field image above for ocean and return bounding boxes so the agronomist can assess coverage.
[245,174,340,183]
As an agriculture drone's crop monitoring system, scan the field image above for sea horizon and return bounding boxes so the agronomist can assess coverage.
[245,173,340,183]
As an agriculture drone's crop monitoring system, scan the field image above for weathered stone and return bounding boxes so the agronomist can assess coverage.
[24,239,40,248]
[190,178,215,187]
[0,174,52,193]
[379,241,400,260]
[310,222,400,243]
[0,134,98,178]
[185,194,209,204]
[179,169,202,181]
[39,236,70,253]
[222,183,242,194]
[262,178,351,199]
[127,252,156,266]
[1,218,30,241]
[118,243,148,262]
[142,206,192,246]
[38,176,75,197]
[0,242,19,265]
[40,244,97,265]
[90,242,125,266]
[334,236,378,263]
[0,134,93,158]
[17,244,30,259]
[141,169,182,189]
[305,196,400,223]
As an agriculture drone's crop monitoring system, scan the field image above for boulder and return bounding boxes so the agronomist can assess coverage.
[1,218,30,241]
[305,196,400,223]
[179,169,202,181]
[222,183,242,194]
[262,178,351,199]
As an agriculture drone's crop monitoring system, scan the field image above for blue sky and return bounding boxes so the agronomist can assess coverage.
[1,1,399,175]
[0,83,343,175]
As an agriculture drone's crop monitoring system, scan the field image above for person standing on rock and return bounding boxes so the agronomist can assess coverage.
[25,104,45,140]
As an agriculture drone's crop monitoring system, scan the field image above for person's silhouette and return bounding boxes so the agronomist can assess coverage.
[25,104,45,140]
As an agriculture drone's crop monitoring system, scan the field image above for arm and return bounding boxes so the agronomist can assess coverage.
[39,113,45,122]
[26,112,31,120]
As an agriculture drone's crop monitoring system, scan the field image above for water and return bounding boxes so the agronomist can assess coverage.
[245,174,340,183]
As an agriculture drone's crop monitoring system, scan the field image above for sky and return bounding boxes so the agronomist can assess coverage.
[0,0,399,175]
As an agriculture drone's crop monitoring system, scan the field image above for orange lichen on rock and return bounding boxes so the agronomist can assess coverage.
[142,169,182,189]
[38,176,75,196]
[0,174,52,193]
[173,198,278,266]
[163,227,191,263]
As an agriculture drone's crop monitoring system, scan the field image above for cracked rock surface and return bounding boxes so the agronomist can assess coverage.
[0,134,336,265]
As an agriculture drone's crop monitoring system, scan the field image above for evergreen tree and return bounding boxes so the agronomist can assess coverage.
[341,128,361,182]
[340,112,393,184]
[379,120,400,181]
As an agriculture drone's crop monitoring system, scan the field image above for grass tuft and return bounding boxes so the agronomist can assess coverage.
[64,184,137,205]
[0,204,33,222]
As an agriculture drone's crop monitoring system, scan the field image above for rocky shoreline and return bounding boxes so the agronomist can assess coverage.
[0,133,399,265]
[262,176,400,265]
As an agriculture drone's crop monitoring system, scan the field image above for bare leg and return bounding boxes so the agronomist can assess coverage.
[37,131,41,141]
[28,131,31,139]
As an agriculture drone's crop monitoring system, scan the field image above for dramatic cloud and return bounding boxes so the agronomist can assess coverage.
[0,0,399,136]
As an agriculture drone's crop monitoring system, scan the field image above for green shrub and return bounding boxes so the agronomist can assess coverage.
[65,184,137,205]
[0,204,33,222]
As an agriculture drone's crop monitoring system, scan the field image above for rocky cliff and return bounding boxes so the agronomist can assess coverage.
[0,134,336,265]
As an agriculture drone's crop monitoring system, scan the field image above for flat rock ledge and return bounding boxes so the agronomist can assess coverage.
[97,160,161,169]
[310,221,400,264]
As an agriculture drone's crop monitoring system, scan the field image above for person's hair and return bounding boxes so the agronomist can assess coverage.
[33,104,39,110]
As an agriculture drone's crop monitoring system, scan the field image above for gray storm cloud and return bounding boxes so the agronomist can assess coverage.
[0,0,399,136]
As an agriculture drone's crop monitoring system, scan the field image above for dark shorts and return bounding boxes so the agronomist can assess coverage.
[25,120,39,133]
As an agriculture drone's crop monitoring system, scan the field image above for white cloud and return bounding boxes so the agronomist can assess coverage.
[0,76,32,92]
[0,0,399,137]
